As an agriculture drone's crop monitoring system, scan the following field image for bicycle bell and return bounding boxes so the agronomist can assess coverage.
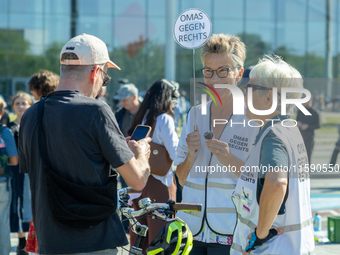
[139,198,152,209]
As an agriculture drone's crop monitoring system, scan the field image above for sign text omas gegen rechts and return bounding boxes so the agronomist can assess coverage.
[174,9,212,49]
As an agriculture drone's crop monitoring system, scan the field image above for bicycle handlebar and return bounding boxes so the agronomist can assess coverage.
[118,188,202,218]
[126,187,141,194]
[118,187,141,197]
[173,203,202,212]
[125,202,201,218]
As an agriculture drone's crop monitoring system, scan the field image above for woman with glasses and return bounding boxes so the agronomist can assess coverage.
[174,34,259,255]
[7,92,33,255]
[128,79,180,254]
[231,55,314,254]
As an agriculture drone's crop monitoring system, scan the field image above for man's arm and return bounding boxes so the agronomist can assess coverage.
[116,137,151,191]
[8,155,18,166]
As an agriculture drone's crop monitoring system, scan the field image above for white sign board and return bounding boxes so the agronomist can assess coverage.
[173,9,212,49]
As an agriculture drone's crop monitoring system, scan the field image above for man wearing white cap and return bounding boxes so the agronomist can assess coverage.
[18,34,151,254]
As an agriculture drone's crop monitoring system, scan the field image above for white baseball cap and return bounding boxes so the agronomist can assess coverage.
[60,33,120,70]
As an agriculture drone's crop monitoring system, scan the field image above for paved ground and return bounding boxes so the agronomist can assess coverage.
[311,179,340,255]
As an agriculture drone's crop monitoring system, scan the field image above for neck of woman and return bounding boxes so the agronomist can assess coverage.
[211,95,233,117]
[258,112,280,128]
[14,116,22,125]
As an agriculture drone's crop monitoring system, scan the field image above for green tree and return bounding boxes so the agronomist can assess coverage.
[0,29,31,76]
[238,33,272,68]
[44,41,64,75]
[109,40,165,95]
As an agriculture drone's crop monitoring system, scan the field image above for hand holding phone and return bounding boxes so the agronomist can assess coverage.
[128,125,152,159]
[128,137,151,160]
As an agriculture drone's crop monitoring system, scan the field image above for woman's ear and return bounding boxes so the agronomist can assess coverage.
[236,68,244,83]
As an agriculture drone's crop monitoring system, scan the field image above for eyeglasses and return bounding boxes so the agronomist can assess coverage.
[246,84,272,91]
[98,68,111,87]
[201,67,236,78]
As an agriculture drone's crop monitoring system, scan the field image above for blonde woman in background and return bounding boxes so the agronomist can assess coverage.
[8,92,33,255]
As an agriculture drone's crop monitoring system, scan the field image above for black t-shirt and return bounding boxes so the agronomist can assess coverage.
[296,107,320,139]
[19,90,134,254]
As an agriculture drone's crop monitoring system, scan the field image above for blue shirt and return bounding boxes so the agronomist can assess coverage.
[0,126,18,182]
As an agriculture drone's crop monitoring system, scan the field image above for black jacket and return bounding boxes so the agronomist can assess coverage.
[115,107,127,130]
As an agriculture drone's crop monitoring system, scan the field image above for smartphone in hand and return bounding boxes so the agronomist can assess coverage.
[130,125,152,141]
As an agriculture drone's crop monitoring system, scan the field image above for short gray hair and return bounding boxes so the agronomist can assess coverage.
[60,52,105,79]
[201,34,246,71]
[250,55,303,116]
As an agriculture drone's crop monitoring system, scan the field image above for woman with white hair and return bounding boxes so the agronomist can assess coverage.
[231,55,314,255]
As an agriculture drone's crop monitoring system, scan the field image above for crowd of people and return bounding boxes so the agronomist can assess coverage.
[0,32,319,255]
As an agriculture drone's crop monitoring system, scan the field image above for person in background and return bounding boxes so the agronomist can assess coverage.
[114,84,140,137]
[25,71,60,254]
[0,95,10,126]
[0,97,19,255]
[171,81,181,130]
[28,70,59,101]
[8,92,33,255]
[238,66,254,90]
[178,90,189,126]
[296,97,320,163]
[114,84,142,233]
[128,79,179,254]
[96,87,108,103]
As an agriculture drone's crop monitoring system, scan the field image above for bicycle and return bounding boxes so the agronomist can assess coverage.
[118,187,202,255]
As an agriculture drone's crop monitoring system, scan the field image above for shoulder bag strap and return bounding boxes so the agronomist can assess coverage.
[37,97,52,169]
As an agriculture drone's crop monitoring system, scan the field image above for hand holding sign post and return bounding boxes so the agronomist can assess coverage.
[173,9,212,129]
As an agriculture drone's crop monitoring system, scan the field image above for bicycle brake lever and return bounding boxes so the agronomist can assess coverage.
[119,200,131,208]
[167,199,176,212]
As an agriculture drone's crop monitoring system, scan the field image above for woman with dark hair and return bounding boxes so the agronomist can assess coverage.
[128,79,179,254]
[28,69,59,101]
